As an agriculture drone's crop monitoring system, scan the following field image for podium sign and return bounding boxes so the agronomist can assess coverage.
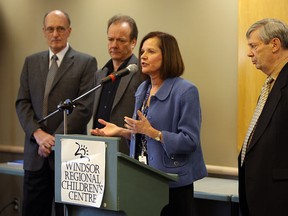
[55,134,177,216]
[60,138,106,207]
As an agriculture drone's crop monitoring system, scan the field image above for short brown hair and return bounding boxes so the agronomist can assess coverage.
[107,14,138,41]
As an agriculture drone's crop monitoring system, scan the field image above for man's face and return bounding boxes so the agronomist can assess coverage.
[247,29,274,74]
[107,22,136,62]
[43,11,71,54]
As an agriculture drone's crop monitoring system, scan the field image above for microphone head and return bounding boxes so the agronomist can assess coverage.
[127,64,138,73]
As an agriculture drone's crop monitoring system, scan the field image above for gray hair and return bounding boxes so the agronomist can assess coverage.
[246,18,288,49]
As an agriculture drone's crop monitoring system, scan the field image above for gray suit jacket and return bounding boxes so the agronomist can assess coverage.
[92,54,142,154]
[16,47,97,171]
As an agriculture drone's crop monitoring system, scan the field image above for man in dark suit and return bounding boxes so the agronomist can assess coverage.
[15,10,97,216]
[91,15,142,154]
[238,18,288,216]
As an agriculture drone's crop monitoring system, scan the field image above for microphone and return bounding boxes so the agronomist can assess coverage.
[101,64,138,84]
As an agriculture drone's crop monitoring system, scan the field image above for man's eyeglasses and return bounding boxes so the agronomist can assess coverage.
[45,26,68,34]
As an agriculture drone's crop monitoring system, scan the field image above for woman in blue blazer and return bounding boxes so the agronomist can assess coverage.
[92,31,207,216]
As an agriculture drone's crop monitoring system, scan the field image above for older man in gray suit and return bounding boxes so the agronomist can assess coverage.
[16,10,97,216]
[91,15,142,154]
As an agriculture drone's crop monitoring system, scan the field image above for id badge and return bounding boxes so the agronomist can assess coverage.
[138,155,147,165]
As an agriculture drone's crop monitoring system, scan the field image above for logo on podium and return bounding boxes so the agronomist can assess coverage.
[60,138,106,208]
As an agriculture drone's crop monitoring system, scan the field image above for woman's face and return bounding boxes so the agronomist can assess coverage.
[140,37,163,76]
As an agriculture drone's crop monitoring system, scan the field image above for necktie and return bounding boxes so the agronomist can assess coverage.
[43,55,58,116]
[240,76,274,166]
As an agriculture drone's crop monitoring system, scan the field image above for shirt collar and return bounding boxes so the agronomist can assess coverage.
[49,43,70,65]
[104,55,133,74]
[270,57,288,81]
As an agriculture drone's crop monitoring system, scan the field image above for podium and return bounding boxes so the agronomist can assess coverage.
[55,134,177,216]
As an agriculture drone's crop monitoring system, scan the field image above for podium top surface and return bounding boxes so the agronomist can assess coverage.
[117,152,178,182]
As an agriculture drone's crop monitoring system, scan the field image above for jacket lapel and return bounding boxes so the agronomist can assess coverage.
[112,71,135,109]
[50,47,74,91]
[112,55,139,110]
[93,68,108,115]
[40,51,49,87]
[248,63,288,151]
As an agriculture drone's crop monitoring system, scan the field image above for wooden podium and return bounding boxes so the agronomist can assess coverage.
[54,134,177,216]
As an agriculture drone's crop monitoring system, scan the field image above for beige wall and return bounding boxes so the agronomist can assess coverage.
[0,0,239,167]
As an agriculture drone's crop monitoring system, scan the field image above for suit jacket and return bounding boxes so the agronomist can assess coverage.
[16,47,97,171]
[92,54,142,154]
[238,63,288,216]
[130,78,207,188]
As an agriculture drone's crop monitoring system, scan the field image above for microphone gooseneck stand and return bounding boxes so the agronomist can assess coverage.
[38,63,138,133]
[38,83,102,134]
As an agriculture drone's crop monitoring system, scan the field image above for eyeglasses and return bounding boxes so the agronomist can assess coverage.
[45,26,68,34]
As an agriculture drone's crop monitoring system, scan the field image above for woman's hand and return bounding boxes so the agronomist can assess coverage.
[90,119,119,136]
[90,119,131,140]
[124,110,162,141]
[124,110,152,135]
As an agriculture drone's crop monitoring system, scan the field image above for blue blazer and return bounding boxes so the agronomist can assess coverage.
[130,77,207,188]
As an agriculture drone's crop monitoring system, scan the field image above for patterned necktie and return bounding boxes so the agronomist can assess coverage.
[43,55,58,116]
[241,76,274,166]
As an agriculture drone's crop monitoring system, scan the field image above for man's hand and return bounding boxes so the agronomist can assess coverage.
[33,129,55,157]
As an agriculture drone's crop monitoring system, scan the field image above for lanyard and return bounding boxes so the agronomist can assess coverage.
[141,84,152,114]
[138,84,151,164]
